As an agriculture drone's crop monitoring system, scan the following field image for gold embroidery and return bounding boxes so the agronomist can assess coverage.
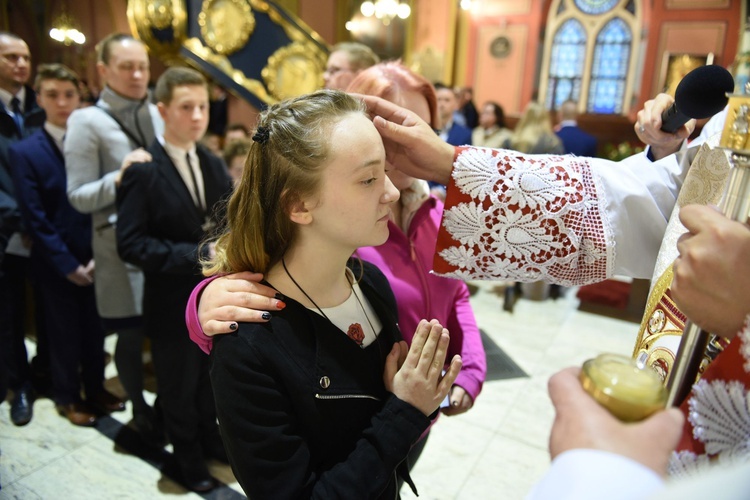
[633,264,685,382]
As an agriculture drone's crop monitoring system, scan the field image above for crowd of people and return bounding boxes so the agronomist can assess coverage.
[0,28,748,499]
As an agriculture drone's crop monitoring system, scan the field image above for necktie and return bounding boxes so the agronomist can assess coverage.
[185,153,205,212]
[10,97,24,135]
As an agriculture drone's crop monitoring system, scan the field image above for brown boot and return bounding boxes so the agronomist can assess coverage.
[56,402,97,427]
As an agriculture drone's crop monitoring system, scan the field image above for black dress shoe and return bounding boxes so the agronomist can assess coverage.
[184,475,217,493]
[10,387,34,426]
[175,453,218,493]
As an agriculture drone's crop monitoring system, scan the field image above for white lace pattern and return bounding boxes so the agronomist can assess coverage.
[669,315,750,477]
[437,148,614,285]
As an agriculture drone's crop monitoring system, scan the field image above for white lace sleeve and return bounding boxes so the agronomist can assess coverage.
[433,147,688,285]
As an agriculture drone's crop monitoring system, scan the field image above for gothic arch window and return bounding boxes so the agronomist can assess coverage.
[540,0,641,115]
[545,19,587,111]
[588,17,632,113]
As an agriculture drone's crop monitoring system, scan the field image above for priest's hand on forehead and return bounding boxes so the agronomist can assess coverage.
[357,94,454,185]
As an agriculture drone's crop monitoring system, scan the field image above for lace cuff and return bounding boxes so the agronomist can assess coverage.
[433,147,614,286]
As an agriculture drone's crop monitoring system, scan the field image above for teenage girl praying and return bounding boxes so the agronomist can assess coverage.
[204,90,462,499]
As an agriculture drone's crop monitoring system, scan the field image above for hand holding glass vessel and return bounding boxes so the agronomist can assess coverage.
[581,90,750,421]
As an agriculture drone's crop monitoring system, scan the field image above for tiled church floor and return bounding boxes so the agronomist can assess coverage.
[1,281,639,499]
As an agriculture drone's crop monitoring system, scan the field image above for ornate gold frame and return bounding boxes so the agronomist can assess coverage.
[127,0,329,106]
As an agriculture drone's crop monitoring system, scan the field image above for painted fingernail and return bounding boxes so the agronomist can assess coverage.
[229,322,238,331]
[261,312,272,320]
[274,292,285,300]
[276,300,286,310]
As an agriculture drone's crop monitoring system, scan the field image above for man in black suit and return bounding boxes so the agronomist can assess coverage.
[116,67,232,493]
[0,32,43,140]
[0,31,49,427]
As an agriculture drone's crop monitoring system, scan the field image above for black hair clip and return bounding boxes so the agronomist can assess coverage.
[252,126,270,144]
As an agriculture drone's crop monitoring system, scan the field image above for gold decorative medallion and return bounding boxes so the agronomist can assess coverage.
[127,0,187,64]
[490,36,512,59]
[147,0,174,30]
[262,42,325,101]
[198,0,256,55]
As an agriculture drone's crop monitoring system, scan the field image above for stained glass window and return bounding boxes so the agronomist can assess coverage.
[588,17,631,113]
[546,19,586,110]
[574,0,619,15]
[542,0,639,115]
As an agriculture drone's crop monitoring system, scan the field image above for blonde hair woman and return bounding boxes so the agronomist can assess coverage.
[505,101,564,154]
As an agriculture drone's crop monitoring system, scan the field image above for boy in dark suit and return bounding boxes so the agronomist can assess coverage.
[434,83,473,146]
[9,64,123,427]
[430,83,473,198]
[116,67,232,492]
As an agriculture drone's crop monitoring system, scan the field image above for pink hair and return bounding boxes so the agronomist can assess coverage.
[347,61,439,129]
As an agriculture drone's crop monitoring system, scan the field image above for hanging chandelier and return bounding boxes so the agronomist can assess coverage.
[49,12,86,45]
[360,0,411,26]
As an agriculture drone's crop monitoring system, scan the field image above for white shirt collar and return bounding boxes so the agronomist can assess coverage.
[44,121,66,142]
[440,119,455,134]
[159,136,197,158]
[0,86,25,111]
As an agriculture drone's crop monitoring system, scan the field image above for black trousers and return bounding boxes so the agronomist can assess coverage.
[150,331,220,458]
[1,254,48,392]
[39,274,105,404]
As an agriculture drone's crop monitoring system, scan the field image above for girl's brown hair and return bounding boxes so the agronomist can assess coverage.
[203,89,366,276]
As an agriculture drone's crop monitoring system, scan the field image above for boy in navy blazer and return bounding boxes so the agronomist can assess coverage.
[432,83,472,197]
[9,64,122,427]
